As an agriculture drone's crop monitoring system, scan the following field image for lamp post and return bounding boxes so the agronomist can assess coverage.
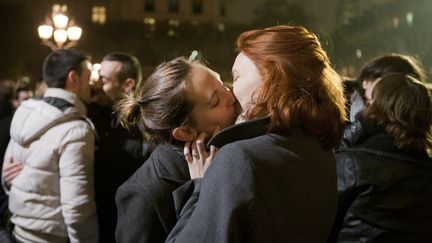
[37,4,82,50]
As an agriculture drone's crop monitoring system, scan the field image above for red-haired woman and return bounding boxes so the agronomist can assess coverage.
[166,24,347,243]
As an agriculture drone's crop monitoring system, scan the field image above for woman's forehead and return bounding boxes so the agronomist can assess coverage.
[186,65,221,103]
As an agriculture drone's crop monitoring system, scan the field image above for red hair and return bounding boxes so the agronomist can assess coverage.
[237,25,347,150]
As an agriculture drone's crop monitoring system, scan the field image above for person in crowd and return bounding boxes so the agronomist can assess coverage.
[0,79,15,243]
[346,53,426,122]
[165,24,346,242]
[0,79,15,162]
[2,49,98,243]
[12,87,32,108]
[115,56,238,242]
[90,52,154,243]
[331,73,432,242]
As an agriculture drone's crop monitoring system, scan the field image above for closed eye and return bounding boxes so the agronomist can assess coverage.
[210,87,222,108]
[211,98,219,107]
[232,70,239,83]
[210,91,219,107]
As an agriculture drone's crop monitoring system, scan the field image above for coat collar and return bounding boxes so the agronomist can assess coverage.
[153,143,190,183]
[44,88,87,117]
[340,118,431,165]
[207,116,271,149]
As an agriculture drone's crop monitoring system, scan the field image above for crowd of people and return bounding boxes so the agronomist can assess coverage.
[0,24,431,243]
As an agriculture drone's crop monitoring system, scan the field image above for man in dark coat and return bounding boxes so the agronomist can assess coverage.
[0,79,14,243]
[90,52,154,243]
[0,79,14,161]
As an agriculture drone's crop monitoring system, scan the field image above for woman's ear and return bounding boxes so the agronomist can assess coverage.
[362,79,374,90]
[172,126,197,142]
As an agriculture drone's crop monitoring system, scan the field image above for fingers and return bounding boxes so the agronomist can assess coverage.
[5,170,21,185]
[4,163,23,174]
[183,130,221,179]
[186,140,201,179]
[12,157,22,165]
[196,131,209,142]
[191,141,198,160]
[184,140,200,161]
[4,163,23,186]
[184,141,192,163]
[184,131,213,179]
[195,132,209,160]
[200,145,217,173]
[209,145,218,157]
[212,125,221,137]
[4,161,22,171]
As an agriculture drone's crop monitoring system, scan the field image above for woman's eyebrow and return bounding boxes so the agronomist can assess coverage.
[208,68,222,81]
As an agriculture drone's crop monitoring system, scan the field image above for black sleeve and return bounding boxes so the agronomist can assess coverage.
[115,180,166,243]
[328,152,361,241]
[172,179,202,219]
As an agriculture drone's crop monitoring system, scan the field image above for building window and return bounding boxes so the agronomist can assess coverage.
[167,19,180,37]
[168,19,180,27]
[192,0,202,14]
[217,23,225,32]
[168,0,179,13]
[219,0,226,16]
[143,17,157,32]
[92,6,106,24]
[144,0,155,12]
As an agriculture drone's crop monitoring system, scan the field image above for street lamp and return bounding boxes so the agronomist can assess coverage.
[37,4,82,50]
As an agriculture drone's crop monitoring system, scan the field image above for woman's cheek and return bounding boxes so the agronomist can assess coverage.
[233,87,245,109]
[210,111,226,129]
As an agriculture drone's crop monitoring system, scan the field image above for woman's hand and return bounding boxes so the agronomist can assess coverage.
[184,127,220,179]
[3,157,23,186]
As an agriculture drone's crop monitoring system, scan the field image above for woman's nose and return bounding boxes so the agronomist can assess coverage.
[224,86,237,106]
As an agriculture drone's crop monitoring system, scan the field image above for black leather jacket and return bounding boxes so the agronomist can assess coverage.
[331,119,432,243]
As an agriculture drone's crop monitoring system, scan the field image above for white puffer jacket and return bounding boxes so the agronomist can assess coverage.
[2,88,99,243]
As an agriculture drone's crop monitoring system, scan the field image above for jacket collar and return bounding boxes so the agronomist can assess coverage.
[340,119,432,165]
[207,116,271,149]
[44,88,87,117]
[153,143,190,183]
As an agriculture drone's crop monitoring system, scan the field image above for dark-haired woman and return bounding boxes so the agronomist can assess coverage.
[333,73,432,242]
[114,57,238,243]
[347,53,426,122]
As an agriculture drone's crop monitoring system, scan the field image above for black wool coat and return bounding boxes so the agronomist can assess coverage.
[115,143,190,243]
[167,117,338,243]
[0,101,13,161]
[90,104,155,243]
[0,101,13,227]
